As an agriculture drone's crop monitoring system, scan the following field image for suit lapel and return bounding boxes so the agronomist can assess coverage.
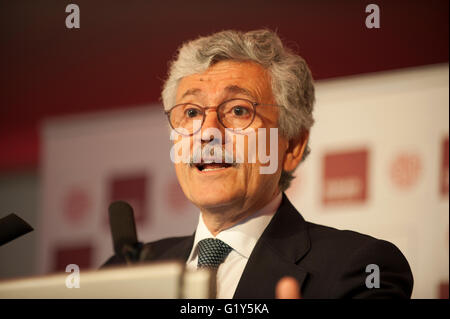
[151,234,195,262]
[233,193,311,298]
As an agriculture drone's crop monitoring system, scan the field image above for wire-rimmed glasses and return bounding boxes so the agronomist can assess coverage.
[166,98,278,136]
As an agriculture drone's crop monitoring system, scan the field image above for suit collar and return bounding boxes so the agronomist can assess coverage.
[187,193,282,263]
[157,235,195,262]
[233,193,311,298]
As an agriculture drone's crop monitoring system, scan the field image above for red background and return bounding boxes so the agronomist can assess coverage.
[0,0,448,171]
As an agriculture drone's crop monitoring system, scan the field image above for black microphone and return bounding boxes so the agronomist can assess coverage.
[108,201,147,264]
[0,213,33,246]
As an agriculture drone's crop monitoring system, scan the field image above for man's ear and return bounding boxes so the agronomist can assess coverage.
[283,130,309,172]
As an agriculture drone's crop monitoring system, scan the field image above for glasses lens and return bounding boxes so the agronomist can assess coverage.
[219,99,255,130]
[169,104,204,134]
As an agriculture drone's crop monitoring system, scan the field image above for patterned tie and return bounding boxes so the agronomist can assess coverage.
[197,238,232,269]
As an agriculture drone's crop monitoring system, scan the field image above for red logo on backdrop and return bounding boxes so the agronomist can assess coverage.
[63,187,91,224]
[166,178,190,213]
[108,174,149,226]
[390,153,422,189]
[322,149,369,205]
[54,244,93,272]
[441,137,449,196]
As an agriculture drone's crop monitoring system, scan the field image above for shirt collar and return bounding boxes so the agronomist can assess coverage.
[187,193,282,263]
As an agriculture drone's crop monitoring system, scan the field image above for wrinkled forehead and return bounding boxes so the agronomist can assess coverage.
[175,60,274,105]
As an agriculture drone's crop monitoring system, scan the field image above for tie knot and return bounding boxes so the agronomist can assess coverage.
[197,238,232,269]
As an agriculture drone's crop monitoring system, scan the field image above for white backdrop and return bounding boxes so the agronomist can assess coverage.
[39,64,449,298]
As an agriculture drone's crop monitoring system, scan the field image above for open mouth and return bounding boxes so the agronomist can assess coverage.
[193,163,233,172]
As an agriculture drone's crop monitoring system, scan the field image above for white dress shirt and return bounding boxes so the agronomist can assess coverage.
[186,193,282,298]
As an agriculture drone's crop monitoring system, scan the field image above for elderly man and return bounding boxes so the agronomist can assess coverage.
[104,29,413,298]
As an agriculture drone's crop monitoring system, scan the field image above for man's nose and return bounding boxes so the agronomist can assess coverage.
[200,110,225,141]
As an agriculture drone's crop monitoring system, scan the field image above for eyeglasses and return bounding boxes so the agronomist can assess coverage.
[165,98,279,136]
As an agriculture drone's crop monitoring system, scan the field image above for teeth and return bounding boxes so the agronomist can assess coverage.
[202,167,227,172]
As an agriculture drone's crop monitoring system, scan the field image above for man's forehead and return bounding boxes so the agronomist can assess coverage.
[180,85,256,101]
[194,60,264,77]
[176,60,270,101]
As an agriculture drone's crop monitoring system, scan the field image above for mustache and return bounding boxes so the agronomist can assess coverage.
[188,145,241,167]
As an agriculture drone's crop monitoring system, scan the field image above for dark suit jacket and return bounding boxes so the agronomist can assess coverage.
[103,193,414,298]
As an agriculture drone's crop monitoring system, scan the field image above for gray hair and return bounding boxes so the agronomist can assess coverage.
[162,29,315,191]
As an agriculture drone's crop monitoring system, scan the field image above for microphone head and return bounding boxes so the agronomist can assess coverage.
[108,201,138,256]
[0,213,33,247]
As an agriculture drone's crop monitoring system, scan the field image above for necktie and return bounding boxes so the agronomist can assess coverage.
[197,238,232,269]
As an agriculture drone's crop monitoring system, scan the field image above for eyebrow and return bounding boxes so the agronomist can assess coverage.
[181,88,202,99]
[224,85,256,100]
[180,85,256,101]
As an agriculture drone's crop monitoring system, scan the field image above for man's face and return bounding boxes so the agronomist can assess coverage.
[172,60,289,216]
